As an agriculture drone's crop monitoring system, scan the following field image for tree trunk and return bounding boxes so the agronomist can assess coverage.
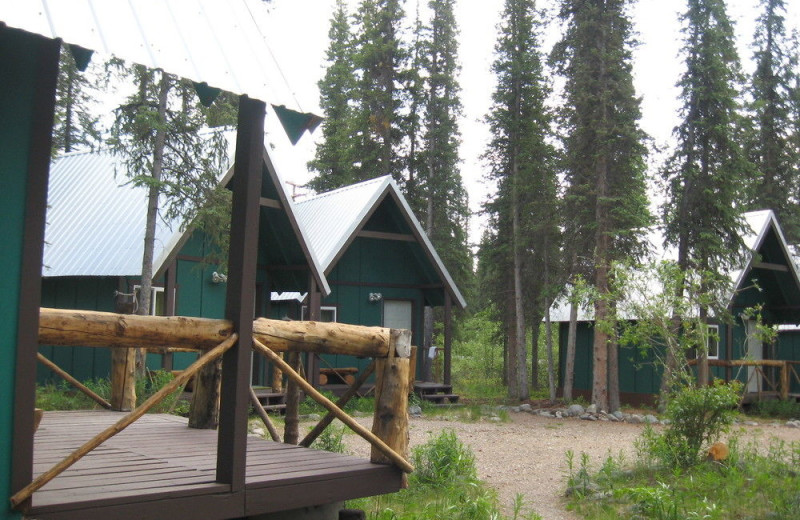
[545,300,556,404]
[530,321,540,391]
[135,71,170,377]
[563,298,578,402]
[608,336,620,412]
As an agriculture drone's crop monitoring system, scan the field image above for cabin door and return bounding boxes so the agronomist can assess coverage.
[383,300,413,333]
[745,320,763,393]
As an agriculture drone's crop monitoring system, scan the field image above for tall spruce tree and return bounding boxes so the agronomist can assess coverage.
[484,0,555,400]
[661,0,749,386]
[352,0,406,183]
[52,46,99,156]
[309,0,359,192]
[553,0,650,411]
[108,65,228,413]
[744,0,800,242]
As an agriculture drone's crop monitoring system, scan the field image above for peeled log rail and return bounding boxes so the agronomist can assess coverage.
[39,308,410,358]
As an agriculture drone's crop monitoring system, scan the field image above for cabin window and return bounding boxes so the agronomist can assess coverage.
[133,285,165,315]
[383,300,413,332]
[706,324,720,359]
[301,305,337,322]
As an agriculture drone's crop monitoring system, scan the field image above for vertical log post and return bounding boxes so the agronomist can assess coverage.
[110,348,137,411]
[371,329,411,486]
[283,352,302,444]
[443,292,452,386]
[780,362,789,401]
[407,346,417,390]
[271,353,284,393]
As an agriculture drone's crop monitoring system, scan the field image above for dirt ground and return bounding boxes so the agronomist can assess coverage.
[342,412,800,520]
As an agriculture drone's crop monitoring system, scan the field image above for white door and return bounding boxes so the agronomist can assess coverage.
[745,320,763,393]
[383,300,413,332]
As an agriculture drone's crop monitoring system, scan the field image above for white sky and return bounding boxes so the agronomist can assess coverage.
[215,1,800,246]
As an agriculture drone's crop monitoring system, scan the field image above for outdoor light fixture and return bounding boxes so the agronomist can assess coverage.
[368,292,383,302]
[211,271,228,284]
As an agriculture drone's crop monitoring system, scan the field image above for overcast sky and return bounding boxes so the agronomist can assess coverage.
[257,0,799,244]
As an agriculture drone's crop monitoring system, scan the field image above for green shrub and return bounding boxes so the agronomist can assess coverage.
[311,423,348,454]
[411,429,477,488]
[642,379,741,468]
[751,399,800,419]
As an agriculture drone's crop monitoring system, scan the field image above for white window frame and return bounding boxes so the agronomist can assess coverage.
[706,324,720,359]
[301,305,337,323]
[133,285,166,316]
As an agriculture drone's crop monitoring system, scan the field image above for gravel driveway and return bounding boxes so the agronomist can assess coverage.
[342,411,800,520]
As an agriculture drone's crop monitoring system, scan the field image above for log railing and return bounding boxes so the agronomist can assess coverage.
[19,308,414,508]
[692,358,800,401]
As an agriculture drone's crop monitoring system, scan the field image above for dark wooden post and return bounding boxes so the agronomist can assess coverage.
[10,32,61,511]
[307,275,322,387]
[443,292,452,386]
[162,260,177,371]
[216,95,264,490]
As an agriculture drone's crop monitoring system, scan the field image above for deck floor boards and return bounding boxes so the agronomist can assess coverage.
[26,410,403,520]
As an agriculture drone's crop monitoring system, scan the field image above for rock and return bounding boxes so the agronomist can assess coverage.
[250,427,265,437]
[786,420,800,428]
[612,410,625,421]
[743,421,759,426]
[539,410,553,418]
[409,405,422,417]
[607,414,619,422]
[555,411,564,418]
[644,414,659,424]
[580,414,597,421]
[567,404,585,417]
[512,406,521,413]
[628,414,643,424]
[661,419,671,425]
[586,404,597,414]
[519,403,532,412]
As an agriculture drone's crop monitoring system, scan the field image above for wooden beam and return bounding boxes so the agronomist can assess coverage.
[216,95,264,491]
[752,262,789,272]
[252,338,413,474]
[10,334,238,509]
[357,230,416,242]
[39,308,411,358]
[259,197,281,209]
[443,292,453,386]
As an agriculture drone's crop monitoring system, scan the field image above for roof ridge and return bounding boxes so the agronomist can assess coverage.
[299,175,390,205]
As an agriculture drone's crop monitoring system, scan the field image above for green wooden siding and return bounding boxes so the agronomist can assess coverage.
[0,26,47,520]
[39,277,119,383]
[777,331,800,393]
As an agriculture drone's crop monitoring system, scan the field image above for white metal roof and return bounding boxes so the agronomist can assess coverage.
[43,150,181,277]
[0,0,307,112]
[293,176,468,309]
[550,210,793,322]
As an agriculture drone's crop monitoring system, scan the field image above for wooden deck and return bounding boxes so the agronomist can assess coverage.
[26,411,403,520]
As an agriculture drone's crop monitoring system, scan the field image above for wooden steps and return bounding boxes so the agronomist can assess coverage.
[252,388,286,414]
[413,382,460,405]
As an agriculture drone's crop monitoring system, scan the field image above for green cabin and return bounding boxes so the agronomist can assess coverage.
[39,146,330,384]
[39,158,466,390]
[555,210,800,405]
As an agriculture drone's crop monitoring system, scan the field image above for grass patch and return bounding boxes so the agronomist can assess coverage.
[567,437,800,519]
[348,429,541,520]
[36,370,188,415]
[749,399,800,420]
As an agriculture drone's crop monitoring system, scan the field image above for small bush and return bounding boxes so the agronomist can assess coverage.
[311,423,348,454]
[641,379,741,468]
[411,429,477,488]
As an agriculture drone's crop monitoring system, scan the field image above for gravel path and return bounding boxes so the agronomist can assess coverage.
[341,412,800,520]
